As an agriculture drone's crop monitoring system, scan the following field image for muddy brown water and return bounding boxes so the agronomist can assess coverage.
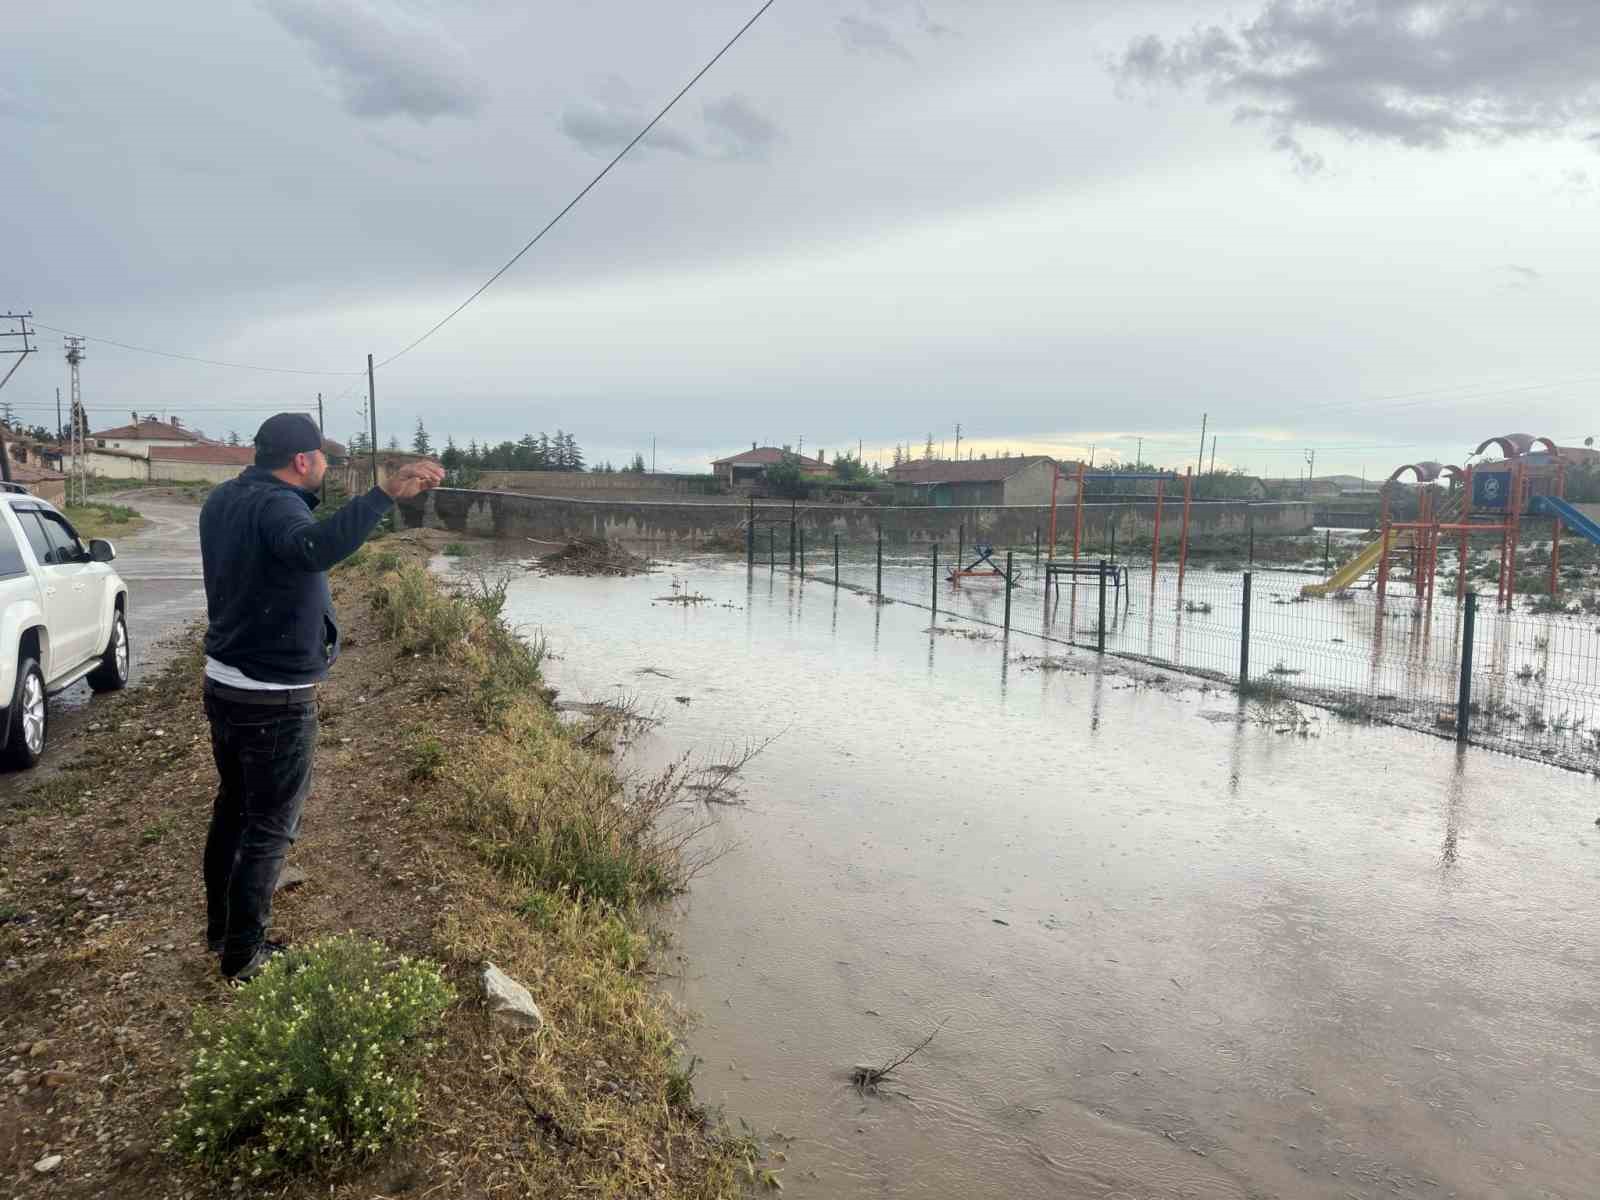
[490,554,1600,1200]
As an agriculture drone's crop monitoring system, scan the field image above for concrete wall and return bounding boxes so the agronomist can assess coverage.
[148,460,246,484]
[406,489,1314,548]
[1003,460,1059,506]
[475,470,712,497]
[69,451,148,480]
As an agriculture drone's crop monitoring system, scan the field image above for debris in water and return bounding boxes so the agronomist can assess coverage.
[535,537,651,577]
[851,1019,948,1093]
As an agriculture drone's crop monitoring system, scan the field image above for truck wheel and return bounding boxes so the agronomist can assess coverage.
[3,658,47,770]
[87,611,130,693]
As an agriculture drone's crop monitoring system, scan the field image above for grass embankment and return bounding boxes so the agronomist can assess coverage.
[62,502,147,541]
[0,534,761,1196]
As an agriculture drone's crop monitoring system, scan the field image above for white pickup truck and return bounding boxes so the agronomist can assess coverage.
[0,486,130,769]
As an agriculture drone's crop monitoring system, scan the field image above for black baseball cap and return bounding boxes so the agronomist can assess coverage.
[254,412,324,464]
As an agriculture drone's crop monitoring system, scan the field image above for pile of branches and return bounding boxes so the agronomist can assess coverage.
[534,537,650,577]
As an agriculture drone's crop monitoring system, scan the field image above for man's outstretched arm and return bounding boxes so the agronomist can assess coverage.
[264,462,445,573]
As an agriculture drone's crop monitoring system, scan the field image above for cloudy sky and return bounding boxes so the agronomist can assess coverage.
[4,0,1598,476]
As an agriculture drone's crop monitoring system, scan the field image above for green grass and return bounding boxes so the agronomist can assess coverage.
[63,502,146,541]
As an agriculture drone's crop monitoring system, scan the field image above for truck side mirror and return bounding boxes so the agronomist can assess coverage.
[89,539,116,563]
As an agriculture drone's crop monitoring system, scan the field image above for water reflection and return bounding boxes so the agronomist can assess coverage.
[503,557,1600,1200]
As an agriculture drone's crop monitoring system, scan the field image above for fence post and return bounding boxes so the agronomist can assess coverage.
[1034,527,1040,563]
[1239,571,1253,690]
[834,533,840,587]
[747,498,754,566]
[1324,529,1331,571]
[789,510,796,568]
[932,544,939,618]
[799,526,806,575]
[958,523,964,571]
[1456,591,1477,742]
[1004,551,1014,634]
[1248,523,1254,566]
[1097,559,1107,652]
[876,525,883,598]
[769,527,775,570]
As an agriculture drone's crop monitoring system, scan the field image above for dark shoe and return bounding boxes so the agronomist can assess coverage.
[206,934,224,955]
[222,940,288,983]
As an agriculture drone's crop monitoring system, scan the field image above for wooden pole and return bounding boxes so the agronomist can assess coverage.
[1072,461,1086,563]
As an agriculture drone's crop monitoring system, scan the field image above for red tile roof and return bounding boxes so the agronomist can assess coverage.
[712,447,828,469]
[887,455,1058,485]
[149,445,255,465]
[89,418,211,443]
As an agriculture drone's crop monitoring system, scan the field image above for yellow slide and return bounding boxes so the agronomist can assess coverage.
[1301,493,1462,596]
[1300,537,1387,596]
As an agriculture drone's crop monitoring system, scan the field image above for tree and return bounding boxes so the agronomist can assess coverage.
[440,435,461,471]
[226,430,241,446]
[412,417,433,456]
[892,444,905,467]
[832,453,869,483]
[626,452,647,473]
[923,434,935,461]
[764,451,812,499]
[349,430,371,456]
[386,435,400,451]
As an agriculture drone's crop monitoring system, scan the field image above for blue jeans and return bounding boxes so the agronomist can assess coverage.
[202,686,318,973]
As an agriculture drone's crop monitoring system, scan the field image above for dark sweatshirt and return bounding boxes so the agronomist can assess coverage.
[200,466,393,685]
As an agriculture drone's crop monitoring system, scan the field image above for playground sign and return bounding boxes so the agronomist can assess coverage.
[1473,472,1509,510]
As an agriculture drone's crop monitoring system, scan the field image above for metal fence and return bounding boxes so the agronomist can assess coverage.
[751,524,1600,774]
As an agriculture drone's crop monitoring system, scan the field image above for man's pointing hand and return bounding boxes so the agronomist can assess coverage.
[380,461,447,501]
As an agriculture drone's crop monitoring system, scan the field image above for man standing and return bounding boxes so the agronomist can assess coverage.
[199,413,443,981]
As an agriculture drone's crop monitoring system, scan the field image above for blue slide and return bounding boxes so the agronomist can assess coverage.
[1528,495,1600,546]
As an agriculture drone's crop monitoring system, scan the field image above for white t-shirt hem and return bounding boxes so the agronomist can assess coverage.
[204,656,304,691]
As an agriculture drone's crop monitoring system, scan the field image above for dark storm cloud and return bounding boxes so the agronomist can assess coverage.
[560,93,781,161]
[261,0,486,121]
[1116,1,1600,170]
[837,15,914,60]
[702,94,783,160]
[560,101,702,157]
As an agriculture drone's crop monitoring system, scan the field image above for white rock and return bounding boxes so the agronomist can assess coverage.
[34,1154,62,1173]
[481,963,543,1030]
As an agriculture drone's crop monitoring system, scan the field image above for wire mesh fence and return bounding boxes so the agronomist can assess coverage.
[758,525,1600,774]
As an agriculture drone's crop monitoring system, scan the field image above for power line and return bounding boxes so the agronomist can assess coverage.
[30,323,359,377]
[373,0,780,370]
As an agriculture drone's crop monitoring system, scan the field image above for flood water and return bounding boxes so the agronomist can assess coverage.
[494,554,1600,1200]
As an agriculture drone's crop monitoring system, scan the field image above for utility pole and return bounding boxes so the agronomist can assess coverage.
[366,354,379,496]
[1135,436,1143,466]
[65,335,86,503]
[651,434,656,473]
[1196,412,1207,478]
[1209,435,1217,476]
[0,313,39,485]
[316,392,326,505]
[954,422,962,461]
[55,387,61,446]
[1304,448,1315,497]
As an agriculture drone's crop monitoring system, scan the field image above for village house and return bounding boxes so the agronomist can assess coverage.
[711,445,829,488]
[886,455,1069,506]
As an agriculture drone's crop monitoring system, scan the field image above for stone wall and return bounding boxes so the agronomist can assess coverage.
[404,489,1315,548]
[473,470,717,497]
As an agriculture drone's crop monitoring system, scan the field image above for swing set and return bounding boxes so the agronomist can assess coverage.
[1045,461,1198,591]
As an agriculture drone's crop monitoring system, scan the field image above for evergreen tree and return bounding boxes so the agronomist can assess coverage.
[387,435,400,451]
[466,439,480,463]
[412,417,433,456]
[565,432,585,472]
[627,452,647,473]
[226,430,241,446]
[350,430,371,456]
[440,435,461,471]
[537,433,551,468]
[923,434,935,461]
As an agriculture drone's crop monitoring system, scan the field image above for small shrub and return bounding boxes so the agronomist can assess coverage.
[408,737,447,782]
[442,542,469,557]
[167,936,452,1178]
[666,1055,700,1109]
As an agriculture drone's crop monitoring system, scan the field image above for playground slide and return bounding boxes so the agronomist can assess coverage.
[1529,495,1600,546]
[1300,538,1386,597]
[1301,493,1466,597]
